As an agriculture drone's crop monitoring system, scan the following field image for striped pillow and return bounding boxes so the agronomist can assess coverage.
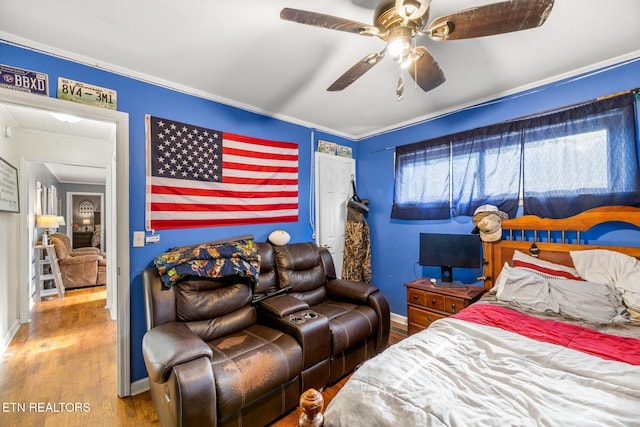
[512,250,583,281]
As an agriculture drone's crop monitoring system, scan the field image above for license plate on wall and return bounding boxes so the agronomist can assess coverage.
[57,77,117,110]
[0,64,49,95]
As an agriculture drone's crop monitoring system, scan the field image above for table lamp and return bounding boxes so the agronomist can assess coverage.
[37,215,59,246]
[82,218,91,231]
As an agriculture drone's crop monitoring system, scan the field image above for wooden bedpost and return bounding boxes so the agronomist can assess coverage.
[299,388,324,427]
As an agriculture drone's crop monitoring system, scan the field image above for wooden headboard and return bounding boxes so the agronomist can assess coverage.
[482,206,640,290]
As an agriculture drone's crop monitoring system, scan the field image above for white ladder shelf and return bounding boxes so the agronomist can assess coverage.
[34,245,65,301]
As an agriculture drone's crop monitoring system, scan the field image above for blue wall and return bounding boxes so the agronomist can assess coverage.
[4,40,640,383]
[356,58,640,319]
[0,42,356,382]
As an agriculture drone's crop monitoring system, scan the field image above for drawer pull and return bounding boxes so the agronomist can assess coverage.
[431,298,436,304]
[451,303,456,312]
[427,315,432,322]
[413,294,419,300]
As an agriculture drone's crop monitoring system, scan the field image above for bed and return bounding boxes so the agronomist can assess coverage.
[313,206,640,427]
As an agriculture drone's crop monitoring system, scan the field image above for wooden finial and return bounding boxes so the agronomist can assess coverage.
[299,388,324,427]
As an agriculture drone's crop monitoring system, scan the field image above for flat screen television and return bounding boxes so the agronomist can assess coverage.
[419,233,482,287]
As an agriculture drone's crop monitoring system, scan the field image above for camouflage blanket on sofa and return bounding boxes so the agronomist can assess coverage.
[154,239,260,289]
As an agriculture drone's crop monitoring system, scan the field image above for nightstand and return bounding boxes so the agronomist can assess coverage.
[405,278,484,335]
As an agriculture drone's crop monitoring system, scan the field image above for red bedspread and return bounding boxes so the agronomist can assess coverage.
[452,303,640,365]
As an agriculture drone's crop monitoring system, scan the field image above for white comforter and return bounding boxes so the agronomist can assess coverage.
[323,315,640,427]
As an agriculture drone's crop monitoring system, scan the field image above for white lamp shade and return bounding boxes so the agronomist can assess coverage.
[56,216,66,226]
[37,215,59,228]
[82,219,91,225]
[268,230,290,246]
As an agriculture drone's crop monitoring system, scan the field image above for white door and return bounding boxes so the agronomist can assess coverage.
[315,152,355,278]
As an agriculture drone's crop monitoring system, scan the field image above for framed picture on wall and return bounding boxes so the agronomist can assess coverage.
[49,185,58,215]
[36,181,42,216]
[42,186,48,216]
[0,156,19,213]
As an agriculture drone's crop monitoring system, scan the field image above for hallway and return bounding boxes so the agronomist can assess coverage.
[0,287,157,426]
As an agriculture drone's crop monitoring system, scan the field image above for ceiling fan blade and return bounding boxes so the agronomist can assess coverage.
[327,52,384,91]
[428,0,554,41]
[407,46,445,92]
[280,8,379,36]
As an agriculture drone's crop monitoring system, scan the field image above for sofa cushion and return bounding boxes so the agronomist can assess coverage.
[175,279,252,321]
[50,235,70,260]
[209,323,302,418]
[256,242,277,294]
[312,302,379,354]
[273,243,328,305]
[175,279,255,341]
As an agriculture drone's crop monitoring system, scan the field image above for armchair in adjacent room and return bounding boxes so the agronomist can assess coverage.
[50,234,104,289]
[50,233,104,257]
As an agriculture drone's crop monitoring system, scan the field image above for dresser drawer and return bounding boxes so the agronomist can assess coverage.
[408,306,446,329]
[408,288,445,311]
[405,279,485,336]
[444,296,466,314]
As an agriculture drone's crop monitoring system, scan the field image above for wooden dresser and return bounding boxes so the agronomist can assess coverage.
[405,279,485,335]
[73,231,93,248]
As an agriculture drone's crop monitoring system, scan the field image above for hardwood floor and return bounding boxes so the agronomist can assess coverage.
[0,286,404,426]
[0,286,158,426]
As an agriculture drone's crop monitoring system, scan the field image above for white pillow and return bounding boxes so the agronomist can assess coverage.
[497,265,560,314]
[492,262,511,297]
[512,250,582,280]
[547,278,627,323]
[570,249,640,311]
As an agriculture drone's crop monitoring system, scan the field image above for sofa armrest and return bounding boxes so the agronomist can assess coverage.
[367,290,391,354]
[142,322,213,384]
[165,357,216,427]
[59,254,102,265]
[258,305,330,371]
[326,279,390,354]
[259,294,309,318]
[70,248,100,256]
[326,279,379,304]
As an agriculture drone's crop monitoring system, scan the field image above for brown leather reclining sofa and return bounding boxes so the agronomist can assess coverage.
[142,241,390,427]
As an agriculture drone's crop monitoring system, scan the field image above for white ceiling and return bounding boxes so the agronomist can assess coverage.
[0,103,112,184]
[45,162,107,185]
[1,0,640,139]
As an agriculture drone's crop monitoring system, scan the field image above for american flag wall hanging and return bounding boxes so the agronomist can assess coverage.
[145,115,299,230]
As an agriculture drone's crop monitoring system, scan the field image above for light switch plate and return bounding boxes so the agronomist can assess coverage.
[133,231,145,247]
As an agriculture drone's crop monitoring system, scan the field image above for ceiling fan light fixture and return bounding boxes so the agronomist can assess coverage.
[400,50,420,69]
[281,0,554,94]
[387,27,412,62]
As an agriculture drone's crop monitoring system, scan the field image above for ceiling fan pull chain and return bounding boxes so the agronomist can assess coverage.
[396,75,405,101]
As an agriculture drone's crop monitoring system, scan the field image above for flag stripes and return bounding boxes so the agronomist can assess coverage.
[145,115,299,230]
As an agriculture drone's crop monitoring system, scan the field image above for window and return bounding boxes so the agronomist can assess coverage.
[451,125,521,218]
[392,92,640,220]
[522,94,639,218]
[392,141,450,219]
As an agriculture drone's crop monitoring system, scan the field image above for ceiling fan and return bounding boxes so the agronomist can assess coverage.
[280,0,555,96]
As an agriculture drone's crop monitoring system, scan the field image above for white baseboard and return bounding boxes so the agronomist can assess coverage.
[390,312,408,335]
[130,377,150,396]
[1,319,20,355]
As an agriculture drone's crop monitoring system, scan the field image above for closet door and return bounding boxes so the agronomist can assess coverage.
[315,152,355,278]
